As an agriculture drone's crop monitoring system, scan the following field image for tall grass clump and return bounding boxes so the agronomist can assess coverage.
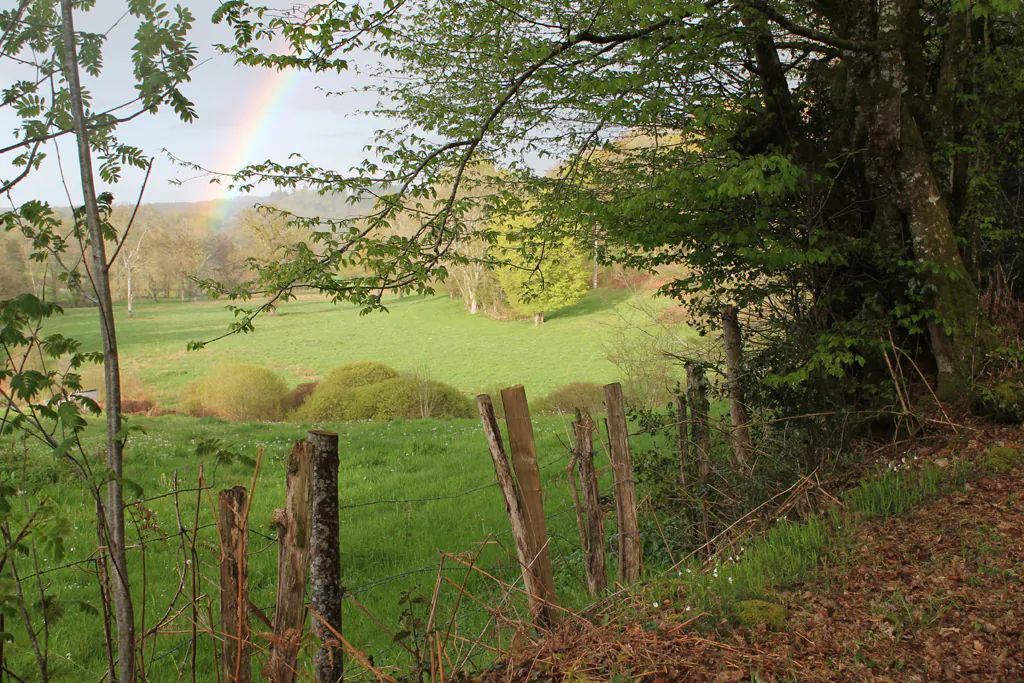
[180,363,288,422]
[844,463,943,519]
[672,515,830,613]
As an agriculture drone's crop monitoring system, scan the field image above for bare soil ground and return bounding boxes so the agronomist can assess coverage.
[480,425,1024,682]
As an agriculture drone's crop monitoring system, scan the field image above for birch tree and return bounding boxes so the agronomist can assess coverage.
[1,3,196,679]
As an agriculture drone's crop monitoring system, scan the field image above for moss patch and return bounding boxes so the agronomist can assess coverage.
[984,446,1021,473]
[732,600,787,630]
[968,382,1024,424]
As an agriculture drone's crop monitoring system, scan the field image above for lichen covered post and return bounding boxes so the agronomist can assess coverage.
[218,485,251,683]
[603,382,642,585]
[269,441,314,683]
[308,430,344,683]
[572,411,606,595]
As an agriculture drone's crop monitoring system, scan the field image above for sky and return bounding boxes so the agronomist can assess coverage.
[1,1,383,208]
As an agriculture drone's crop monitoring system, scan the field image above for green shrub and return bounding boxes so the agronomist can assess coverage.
[531,382,605,415]
[300,362,400,421]
[181,363,288,422]
[347,377,474,421]
[301,362,473,422]
[324,361,399,389]
[968,381,1024,424]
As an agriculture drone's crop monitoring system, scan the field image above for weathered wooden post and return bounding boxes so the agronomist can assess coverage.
[500,385,559,622]
[722,305,751,464]
[675,393,689,489]
[309,430,344,683]
[572,410,607,595]
[603,382,642,585]
[686,363,711,483]
[218,485,251,683]
[268,441,314,683]
[478,395,556,626]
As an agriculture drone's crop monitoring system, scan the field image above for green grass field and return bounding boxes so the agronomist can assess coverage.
[5,413,620,680]
[44,289,690,407]
[3,287,698,680]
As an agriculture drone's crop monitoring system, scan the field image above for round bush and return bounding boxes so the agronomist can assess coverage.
[324,361,399,389]
[532,382,606,416]
[346,377,474,421]
[184,363,288,422]
[300,362,401,421]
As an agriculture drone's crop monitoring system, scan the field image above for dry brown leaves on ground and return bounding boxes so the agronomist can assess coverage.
[478,439,1024,682]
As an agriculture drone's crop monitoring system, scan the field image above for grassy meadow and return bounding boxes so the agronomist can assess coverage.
[43,289,692,408]
[4,287,698,680]
[7,414,617,680]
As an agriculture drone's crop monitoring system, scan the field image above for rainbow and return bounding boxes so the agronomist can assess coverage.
[204,64,301,227]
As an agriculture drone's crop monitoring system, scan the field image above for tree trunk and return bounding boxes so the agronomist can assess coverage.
[126,268,134,319]
[59,2,135,681]
[898,107,981,398]
[469,295,479,315]
[722,306,750,464]
[533,311,544,326]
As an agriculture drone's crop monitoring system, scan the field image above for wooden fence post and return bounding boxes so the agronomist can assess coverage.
[268,441,314,683]
[603,382,642,585]
[675,394,689,489]
[309,430,344,683]
[686,363,711,484]
[722,305,751,464]
[500,385,559,622]
[571,411,607,595]
[218,485,251,683]
[478,395,556,626]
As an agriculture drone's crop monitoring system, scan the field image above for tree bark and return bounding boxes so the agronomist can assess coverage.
[722,306,750,464]
[126,268,134,319]
[58,3,135,680]
[898,107,981,397]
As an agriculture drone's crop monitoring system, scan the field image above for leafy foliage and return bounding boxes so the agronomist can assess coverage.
[182,362,289,422]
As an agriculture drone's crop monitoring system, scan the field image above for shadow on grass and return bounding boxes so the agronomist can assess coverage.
[545,288,634,322]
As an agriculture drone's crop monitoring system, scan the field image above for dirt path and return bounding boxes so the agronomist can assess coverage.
[481,456,1024,681]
